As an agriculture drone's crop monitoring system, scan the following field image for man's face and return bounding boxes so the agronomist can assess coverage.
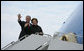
[26,16,31,23]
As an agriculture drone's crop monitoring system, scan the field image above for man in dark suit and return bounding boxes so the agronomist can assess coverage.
[17,14,32,40]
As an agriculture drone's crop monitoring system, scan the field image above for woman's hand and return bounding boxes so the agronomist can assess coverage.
[39,32,43,35]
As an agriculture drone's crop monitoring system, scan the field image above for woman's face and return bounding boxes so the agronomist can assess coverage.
[32,20,37,25]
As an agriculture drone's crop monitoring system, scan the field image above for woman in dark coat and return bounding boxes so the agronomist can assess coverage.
[31,18,43,35]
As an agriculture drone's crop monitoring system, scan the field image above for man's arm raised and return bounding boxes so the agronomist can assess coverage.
[17,14,21,21]
[17,14,23,27]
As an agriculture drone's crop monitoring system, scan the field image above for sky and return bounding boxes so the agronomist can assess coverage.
[1,1,82,48]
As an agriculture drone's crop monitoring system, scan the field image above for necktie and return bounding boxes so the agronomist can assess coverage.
[28,24,29,29]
